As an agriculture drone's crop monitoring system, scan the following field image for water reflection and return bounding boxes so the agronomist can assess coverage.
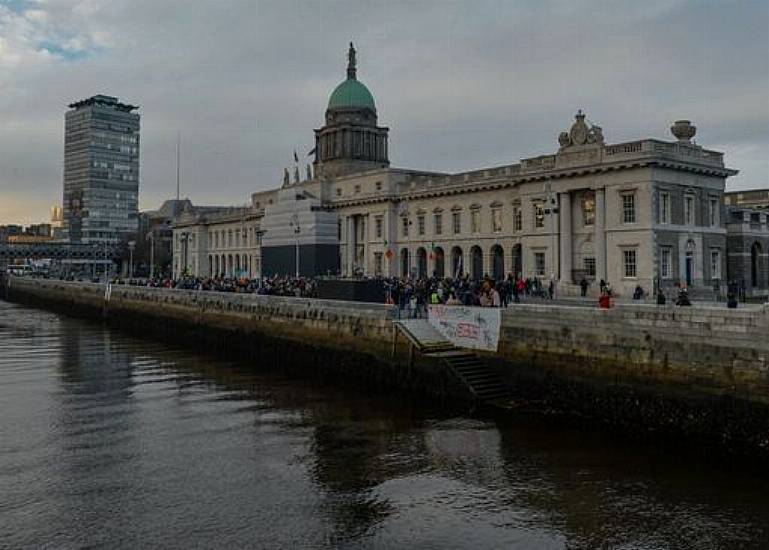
[1,300,768,549]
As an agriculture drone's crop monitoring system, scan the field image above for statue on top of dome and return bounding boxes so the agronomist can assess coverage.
[347,42,357,80]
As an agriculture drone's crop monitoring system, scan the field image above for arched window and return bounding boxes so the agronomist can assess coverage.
[470,245,483,281]
[433,247,445,278]
[416,248,428,278]
[400,248,410,277]
[451,246,463,278]
[491,245,504,281]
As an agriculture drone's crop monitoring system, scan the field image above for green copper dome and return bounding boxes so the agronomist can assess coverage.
[327,78,376,111]
[327,42,376,111]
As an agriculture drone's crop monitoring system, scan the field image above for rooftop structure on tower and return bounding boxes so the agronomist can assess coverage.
[313,43,389,179]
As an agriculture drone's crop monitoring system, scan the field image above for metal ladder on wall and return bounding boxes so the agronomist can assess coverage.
[393,319,510,402]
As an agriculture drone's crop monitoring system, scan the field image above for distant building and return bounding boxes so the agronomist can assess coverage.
[50,206,63,239]
[0,225,22,243]
[137,199,210,277]
[8,234,52,244]
[172,203,261,278]
[724,189,769,210]
[62,94,140,243]
[26,224,52,238]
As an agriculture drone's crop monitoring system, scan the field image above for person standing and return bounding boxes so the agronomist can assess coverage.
[580,277,589,298]
[490,282,501,307]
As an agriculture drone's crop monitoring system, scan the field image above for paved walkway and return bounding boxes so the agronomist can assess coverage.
[482,296,766,310]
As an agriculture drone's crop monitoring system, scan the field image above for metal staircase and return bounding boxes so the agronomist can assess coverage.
[393,319,510,403]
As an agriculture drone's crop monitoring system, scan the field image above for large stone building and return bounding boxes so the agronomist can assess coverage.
[62,95,140,243]
[722,189,769,295]
[174,44,741,298]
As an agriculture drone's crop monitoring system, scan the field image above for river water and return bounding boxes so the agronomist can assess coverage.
[1,300,768,549]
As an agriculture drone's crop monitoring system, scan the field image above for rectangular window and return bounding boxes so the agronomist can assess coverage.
[335,188,342,197]
[354,184,361,194]
[357,218,366,241]
[402,217,409,237]
[513,207,522,231]
[534,252,546,276]
[417,215,425,236]
[452,212,461,234]
[711,249,721,280]
[582,198,595,226]
[661,248,672,278]
[660,192,670,224]
[684,195,694,225]
[709,198,719,227]
[375,181,382,191]
[374,252,383,276]
[492,208,502,233]
[622,193,636,224]
[623,249,637,278]
[375,216,383,239]
[583,258,596,277]
[534,201,545,228]
[470,209,480,233]
[434,213,443,235]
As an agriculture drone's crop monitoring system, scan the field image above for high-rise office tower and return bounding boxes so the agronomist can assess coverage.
[62,94,140,243]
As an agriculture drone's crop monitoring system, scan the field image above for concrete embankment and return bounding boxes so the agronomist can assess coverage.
[2,277,469,402]
[5,276,769,458]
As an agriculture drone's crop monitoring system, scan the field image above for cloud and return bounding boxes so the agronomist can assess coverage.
[0,0,767,225]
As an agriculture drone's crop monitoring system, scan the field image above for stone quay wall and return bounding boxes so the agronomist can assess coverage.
[4,277,397,357]
[5,276,769,456]
[495,302,769,406]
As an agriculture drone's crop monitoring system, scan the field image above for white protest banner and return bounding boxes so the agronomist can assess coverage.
[428,305,501,352]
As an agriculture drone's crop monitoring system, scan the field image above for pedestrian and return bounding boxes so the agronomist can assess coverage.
[580,277,589,298]
[490,281,501,307]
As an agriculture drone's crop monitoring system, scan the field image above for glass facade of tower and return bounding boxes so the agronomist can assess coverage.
[62,95,140,243]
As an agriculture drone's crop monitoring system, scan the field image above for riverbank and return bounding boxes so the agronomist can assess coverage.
[4,276,769,459]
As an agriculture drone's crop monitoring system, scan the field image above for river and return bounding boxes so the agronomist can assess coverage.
[1,300,767,549]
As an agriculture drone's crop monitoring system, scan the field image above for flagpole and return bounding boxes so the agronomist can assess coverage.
[176,131,181,201]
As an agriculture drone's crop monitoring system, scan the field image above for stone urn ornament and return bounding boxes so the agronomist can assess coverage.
[671,120,696,143]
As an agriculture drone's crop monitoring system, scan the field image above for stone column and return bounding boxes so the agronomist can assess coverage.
[346,216,355,276]
[559,192,572,283]
[595,188,607,282]
[362,214,369,276]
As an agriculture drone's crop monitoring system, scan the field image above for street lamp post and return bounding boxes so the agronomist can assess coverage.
[290,213,301,277]
[544,180,559,288]
[127,240,136,279]
[180,232,190,278]
[147,231,155,279]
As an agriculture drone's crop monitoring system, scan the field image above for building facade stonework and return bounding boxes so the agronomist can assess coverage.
[174,45,745,298]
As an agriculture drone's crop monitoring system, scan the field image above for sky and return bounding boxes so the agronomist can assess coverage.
[0,0,767,225]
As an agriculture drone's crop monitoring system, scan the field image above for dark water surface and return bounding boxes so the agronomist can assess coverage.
[1,300,768,549]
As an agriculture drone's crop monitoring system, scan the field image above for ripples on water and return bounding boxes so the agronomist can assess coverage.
[0,300,768,549]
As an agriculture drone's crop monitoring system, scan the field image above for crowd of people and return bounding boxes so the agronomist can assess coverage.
[97,271,726,311]
[113,275,319,297]
[382,273,559,317]
[110,272,571,314]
